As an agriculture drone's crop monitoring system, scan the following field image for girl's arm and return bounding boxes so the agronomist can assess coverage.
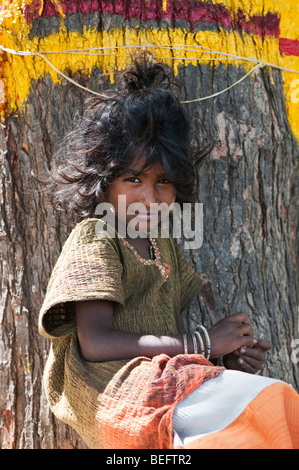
[75,299,192,362]
[75,299,256,362]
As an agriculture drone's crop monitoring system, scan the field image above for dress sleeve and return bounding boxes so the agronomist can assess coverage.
[39,219,125,338]
[173,241,216,313]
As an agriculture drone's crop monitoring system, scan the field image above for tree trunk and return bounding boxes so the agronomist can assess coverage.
[184,63,299,387]
[0,0,298,449]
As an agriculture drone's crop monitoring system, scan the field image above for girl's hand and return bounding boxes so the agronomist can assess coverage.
[208,312,256,359]
[223,339,272,374]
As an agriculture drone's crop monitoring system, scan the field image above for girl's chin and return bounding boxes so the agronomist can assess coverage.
[114,214,163,237]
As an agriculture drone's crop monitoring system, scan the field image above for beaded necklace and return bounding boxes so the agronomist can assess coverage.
[120,235,170,280]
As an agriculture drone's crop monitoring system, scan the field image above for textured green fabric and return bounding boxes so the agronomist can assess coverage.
[40,218,203,341]
[39,218,212,448]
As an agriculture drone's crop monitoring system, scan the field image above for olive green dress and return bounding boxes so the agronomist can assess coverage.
[39,218,222,449]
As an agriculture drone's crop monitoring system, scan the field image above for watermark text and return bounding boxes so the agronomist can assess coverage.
[94,196,203,249]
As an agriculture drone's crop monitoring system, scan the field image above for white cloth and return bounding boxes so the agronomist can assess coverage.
[173,369,281,448]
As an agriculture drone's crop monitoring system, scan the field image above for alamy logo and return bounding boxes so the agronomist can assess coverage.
[94,195,203,249]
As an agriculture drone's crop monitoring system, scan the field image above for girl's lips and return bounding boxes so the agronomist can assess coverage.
[136,213,159,220]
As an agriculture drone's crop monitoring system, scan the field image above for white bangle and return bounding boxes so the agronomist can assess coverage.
[196,325,211,360]
[191,333,198,354]
[183,333,188,354]
[194,330,205,355]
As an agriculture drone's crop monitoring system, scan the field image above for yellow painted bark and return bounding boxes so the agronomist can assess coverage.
[1,0,298,139]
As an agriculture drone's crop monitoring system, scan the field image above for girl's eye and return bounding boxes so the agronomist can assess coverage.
[126,177,140,183]
[158,179,171,184]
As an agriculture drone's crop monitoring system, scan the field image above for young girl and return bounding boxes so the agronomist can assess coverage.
[39,57,299,449]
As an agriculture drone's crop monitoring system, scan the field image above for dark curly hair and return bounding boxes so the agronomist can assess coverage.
[46,55,200,225]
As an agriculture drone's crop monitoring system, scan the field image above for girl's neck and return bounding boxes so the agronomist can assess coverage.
[124,235,151,260]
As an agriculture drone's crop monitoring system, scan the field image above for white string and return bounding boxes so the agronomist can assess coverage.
[181,62,265,103]
[37,52,107,97]
[1,44,299,103]
[2,43,298,73]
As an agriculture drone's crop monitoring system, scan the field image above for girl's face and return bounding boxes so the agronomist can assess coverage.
[106,156,176,234]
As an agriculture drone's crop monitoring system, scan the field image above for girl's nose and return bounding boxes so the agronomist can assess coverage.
[141,184,158,207]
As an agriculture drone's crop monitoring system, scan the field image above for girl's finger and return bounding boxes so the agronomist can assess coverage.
[230,312,251,324]
[237,355,262,374]
[237,346,265,361]
[254,339,272,352]
[238,335,256,349]
[238,323,255,338]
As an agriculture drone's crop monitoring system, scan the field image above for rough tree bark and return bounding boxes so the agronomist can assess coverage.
[0,0,298,449]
